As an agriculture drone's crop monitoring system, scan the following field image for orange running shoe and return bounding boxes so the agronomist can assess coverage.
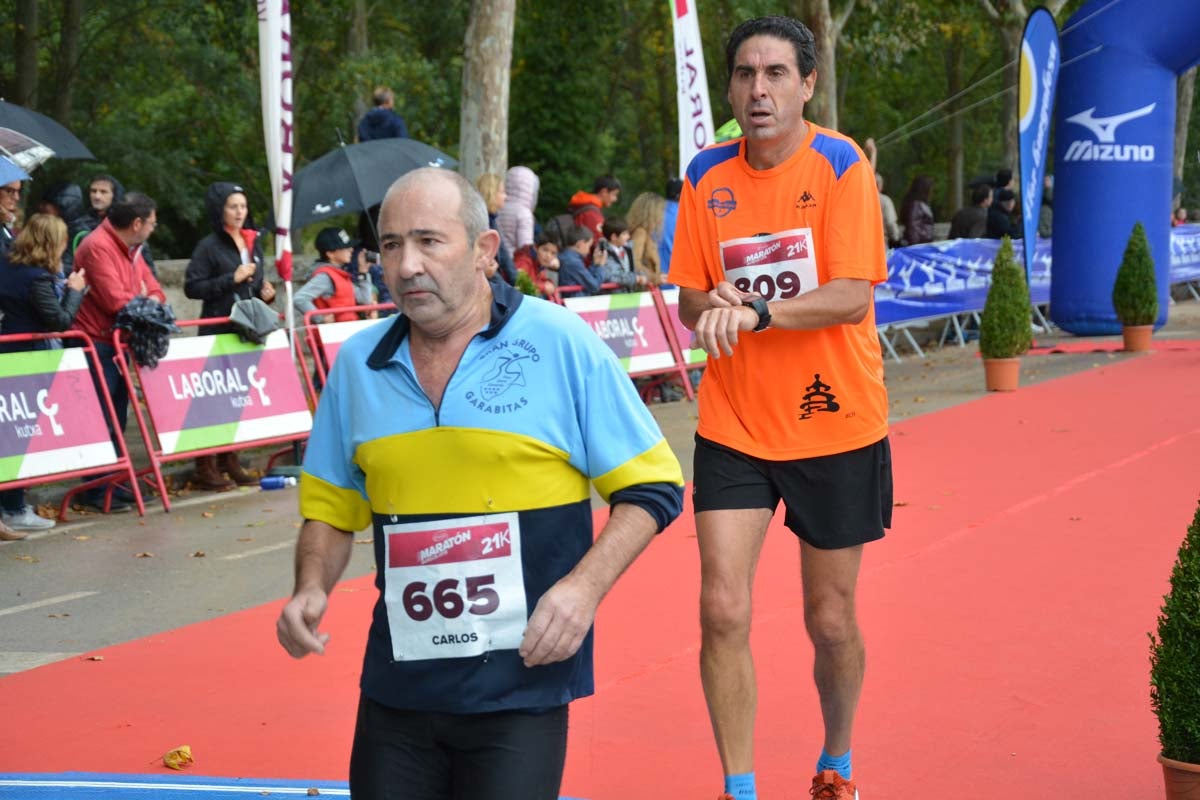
[810,769,858,799]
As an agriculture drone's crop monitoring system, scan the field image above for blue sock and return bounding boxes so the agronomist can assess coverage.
[724,771,757,799]
[816,748,852,781]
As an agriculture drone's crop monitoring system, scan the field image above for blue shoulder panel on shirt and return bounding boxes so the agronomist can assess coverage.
[811,133,860,180]
[686,142,742,188]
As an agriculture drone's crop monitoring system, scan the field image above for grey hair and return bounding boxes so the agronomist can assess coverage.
[384,167,489,243]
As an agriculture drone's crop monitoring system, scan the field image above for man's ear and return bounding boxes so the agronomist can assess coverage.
[476,228,500,265]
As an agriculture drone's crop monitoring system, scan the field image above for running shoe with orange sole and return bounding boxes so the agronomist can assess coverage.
[810,769,858,799]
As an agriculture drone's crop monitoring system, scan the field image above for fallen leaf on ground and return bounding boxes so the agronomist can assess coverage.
[163,745,194,770]
[893,501,909,507]
[237,537,254,542]
[84,655,104,662]
[12,554,39,563]
[189,551,206,558]
[245,521,265,527]
[1070,516,1083,521]
[47,613,70,618]
[201,511,215,519]
[134,552,154,558]
[73,535,91,541]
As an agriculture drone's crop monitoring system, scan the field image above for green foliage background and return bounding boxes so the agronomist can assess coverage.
[0,0,1193,258]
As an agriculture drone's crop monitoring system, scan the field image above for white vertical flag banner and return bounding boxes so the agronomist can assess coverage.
[257,0,295,337]
[673,0,715,177]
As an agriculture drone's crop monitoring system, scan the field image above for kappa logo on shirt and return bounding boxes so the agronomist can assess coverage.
[464,339,541,414]
[707,187,737,218]
[795,190,817,210]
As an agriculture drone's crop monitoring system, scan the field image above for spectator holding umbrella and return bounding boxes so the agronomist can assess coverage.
[0,214,85,534]
[0,176,22,258]
[184,182,276,492]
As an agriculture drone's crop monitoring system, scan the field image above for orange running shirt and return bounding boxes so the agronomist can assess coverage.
[670,123,889,461]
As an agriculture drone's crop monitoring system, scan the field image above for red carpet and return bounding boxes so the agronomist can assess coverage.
[2,346,1199,798]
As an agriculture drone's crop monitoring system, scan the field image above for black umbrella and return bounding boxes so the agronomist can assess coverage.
[0,100,93,159]
[291,138,457,229]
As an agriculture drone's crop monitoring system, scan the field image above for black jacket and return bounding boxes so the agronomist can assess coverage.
[184,182,270,335]
[0,258,84,352]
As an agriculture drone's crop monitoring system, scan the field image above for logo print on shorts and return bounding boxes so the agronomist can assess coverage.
[707,187,737,218]
[799,373,839,420]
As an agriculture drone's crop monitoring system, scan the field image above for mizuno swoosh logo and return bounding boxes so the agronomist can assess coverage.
[1065,103,1156,143]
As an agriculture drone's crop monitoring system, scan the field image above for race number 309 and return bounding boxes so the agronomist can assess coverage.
[401,575,500,621]
[733,271,803,300]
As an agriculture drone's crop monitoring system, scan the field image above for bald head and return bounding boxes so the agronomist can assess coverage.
[382,167,489,244]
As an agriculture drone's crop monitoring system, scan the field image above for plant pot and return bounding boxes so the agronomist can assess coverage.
[1122,324,1153,352]
[983,357,1020,391]
[1159,753,1200,799]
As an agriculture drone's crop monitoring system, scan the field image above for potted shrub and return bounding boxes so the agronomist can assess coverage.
[1111,221,1158,352]
[1150,498,1200,799]
[979,236,1031,391]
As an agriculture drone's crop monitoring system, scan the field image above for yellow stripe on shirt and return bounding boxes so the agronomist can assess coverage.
[592,438,685,503]
[355,427,591,516]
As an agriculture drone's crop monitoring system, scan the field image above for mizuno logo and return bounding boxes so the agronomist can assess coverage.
[1065,103,1155,143]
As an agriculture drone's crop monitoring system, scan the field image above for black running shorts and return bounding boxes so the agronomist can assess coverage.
[349,695,569,800]
[692,434,893,549]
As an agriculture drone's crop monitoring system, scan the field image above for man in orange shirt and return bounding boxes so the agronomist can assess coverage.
[672,16,891,800]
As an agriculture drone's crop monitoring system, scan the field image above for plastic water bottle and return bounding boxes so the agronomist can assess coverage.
[260,475,297,490]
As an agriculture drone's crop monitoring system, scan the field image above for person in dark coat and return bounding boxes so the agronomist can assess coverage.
[899,175,935,245]
[987,189,1018,239]
[0,214,86,533]
[357,86,408,142]
[184,181,276,491]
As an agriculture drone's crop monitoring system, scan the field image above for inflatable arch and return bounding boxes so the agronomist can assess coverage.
[1051,0,1200,334]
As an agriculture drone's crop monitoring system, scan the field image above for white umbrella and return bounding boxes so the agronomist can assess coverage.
[0,127,55,172]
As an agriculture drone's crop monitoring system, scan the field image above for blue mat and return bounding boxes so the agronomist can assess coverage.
[0,773,586,799]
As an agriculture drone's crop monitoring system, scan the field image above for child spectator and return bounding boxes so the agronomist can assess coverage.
[557,224,607,296]
[599,218,645,290]
[495,166,539,252]
[513,233,560,295]
[294,227,374,323]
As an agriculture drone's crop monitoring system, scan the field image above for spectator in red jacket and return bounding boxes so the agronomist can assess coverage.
[567,175,622,246]
[72,192,162,513]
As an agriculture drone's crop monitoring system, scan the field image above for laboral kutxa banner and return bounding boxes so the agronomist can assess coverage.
[137,329,311,455]
[563,292,677,374]
[659,287,708,366]
[0,347,117,483]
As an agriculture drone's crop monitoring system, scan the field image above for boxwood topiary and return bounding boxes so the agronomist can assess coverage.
[1150,497,1200,764]
[979,236,1032,359]
[1112,221,1158,327]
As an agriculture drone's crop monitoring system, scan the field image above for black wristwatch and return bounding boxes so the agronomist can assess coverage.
[748,296,771,332]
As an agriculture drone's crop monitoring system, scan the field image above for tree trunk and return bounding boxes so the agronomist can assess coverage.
[1174,67,1196,209]
[797,0,838,130]
[14,0,40,108]
[999,25,1021,179]
[52,0,85,122]
[944,31,965,217]
[458,0,515,185]
[348,0,369,139]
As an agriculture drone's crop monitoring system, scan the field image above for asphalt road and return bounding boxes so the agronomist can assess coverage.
[1,296,1197,675]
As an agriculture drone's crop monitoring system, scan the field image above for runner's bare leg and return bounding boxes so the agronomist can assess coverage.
[698,507,773,775]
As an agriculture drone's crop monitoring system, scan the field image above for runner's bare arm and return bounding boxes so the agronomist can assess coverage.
[678,283,742,329]
[276,519,354,658]
[766,277,872,330]
[519,503,658,667]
